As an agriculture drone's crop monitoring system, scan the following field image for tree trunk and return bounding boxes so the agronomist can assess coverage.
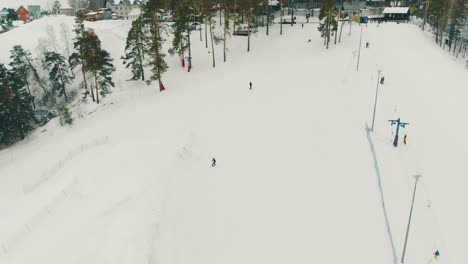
[137,32,145,81]
[280,3,283,35]
[58,63,69,102]
[224,9,227,62]
[154,14,163,90]
[266,3,269,36]
[200,21,203,41]
[209,17,215,68]
[326,11,331,49]
[247,10,251,52]
[187,21,192,70]
[339,20,344,43]
[90,83,95,102]
[82,66,93,101]
[205,17,208,48]
[25,78,35,109]
[219,2,222,26]
[94,70,99,104]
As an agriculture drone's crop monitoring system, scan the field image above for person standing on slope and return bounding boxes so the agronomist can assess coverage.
[212,158,216,167]
[249,82,252,90]
[403,134,407,145]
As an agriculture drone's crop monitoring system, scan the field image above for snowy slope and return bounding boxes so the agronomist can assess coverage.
[0,16,467,264]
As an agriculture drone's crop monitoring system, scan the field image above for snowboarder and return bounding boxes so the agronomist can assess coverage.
[302,23,304,28]
[403,134,407,144]
[212,158,216,167]
[249,82,252,90]
[434,250,440,259]
[366,42,369,48]
[380,76,385,84]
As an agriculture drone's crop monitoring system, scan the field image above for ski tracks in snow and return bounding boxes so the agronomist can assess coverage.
[365,124,399,264]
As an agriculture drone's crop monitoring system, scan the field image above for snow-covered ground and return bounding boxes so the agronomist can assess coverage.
[0,15,467,264]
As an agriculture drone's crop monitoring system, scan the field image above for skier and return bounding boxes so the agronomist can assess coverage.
[302,23,304,28]
[249,82,252,90]
[212,158,216,167]
[434,250,440,259]
[366,42,369,48]
[403,134,407,145]
[380,76,385,84]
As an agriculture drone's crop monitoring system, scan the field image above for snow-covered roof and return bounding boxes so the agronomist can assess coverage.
[86,11,98,15]
[269,0,279,5]
[382,7,409,14]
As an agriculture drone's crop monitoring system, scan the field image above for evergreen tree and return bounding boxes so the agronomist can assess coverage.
[52,1,62,15]
[428,0,449,45]
[7,9,18,21]
[44,51,72,102]
[318,0,338,49]
[83,30,116,104]
[8,45,43,109]
[58,105,73,125]
[0,64,35,144]
[143,0,168,91]
[447,0,467,51]
[0,63,8,143]
[169,0,193,70]
[122,16,147,81]
[70,13,94,101]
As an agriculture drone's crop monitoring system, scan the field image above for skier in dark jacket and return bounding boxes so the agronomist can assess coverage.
[212,158,216,167]
[249,82,252,90]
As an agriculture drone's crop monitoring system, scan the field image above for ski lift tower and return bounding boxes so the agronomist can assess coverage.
[388,118,409,147]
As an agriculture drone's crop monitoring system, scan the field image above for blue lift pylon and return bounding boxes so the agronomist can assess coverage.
[388,118,409,147]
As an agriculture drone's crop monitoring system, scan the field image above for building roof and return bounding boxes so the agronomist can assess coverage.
[16,5,30,13]
[382,7,409,14]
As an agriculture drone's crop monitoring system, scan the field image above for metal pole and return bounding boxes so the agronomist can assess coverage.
[356,24,363,71]
[401,174,422,263]
[371,70,382,131]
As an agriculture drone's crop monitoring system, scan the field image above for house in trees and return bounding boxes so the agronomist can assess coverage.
[105,0,143,19]
[382,7,410,21]
[128,7,141,21]
[16,6,30,22]
[0,7,9,20]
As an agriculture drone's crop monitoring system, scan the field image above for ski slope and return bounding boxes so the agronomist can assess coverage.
[0,16,467,264]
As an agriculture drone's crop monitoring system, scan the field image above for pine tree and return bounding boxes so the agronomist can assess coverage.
[44,51,72,102]
[70,13,94,101]
[52,1,62,15]
[8,45,44,109]
[58,105,73,125]
[0,63,9,143]
[169,0,193,70]
[447,0,467,52]
[318,0,338,49]
[143,0,168,91]
[122,16,147,81]
[83,30,115,104]
[0,64,35,143]
[6,9,18,21]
